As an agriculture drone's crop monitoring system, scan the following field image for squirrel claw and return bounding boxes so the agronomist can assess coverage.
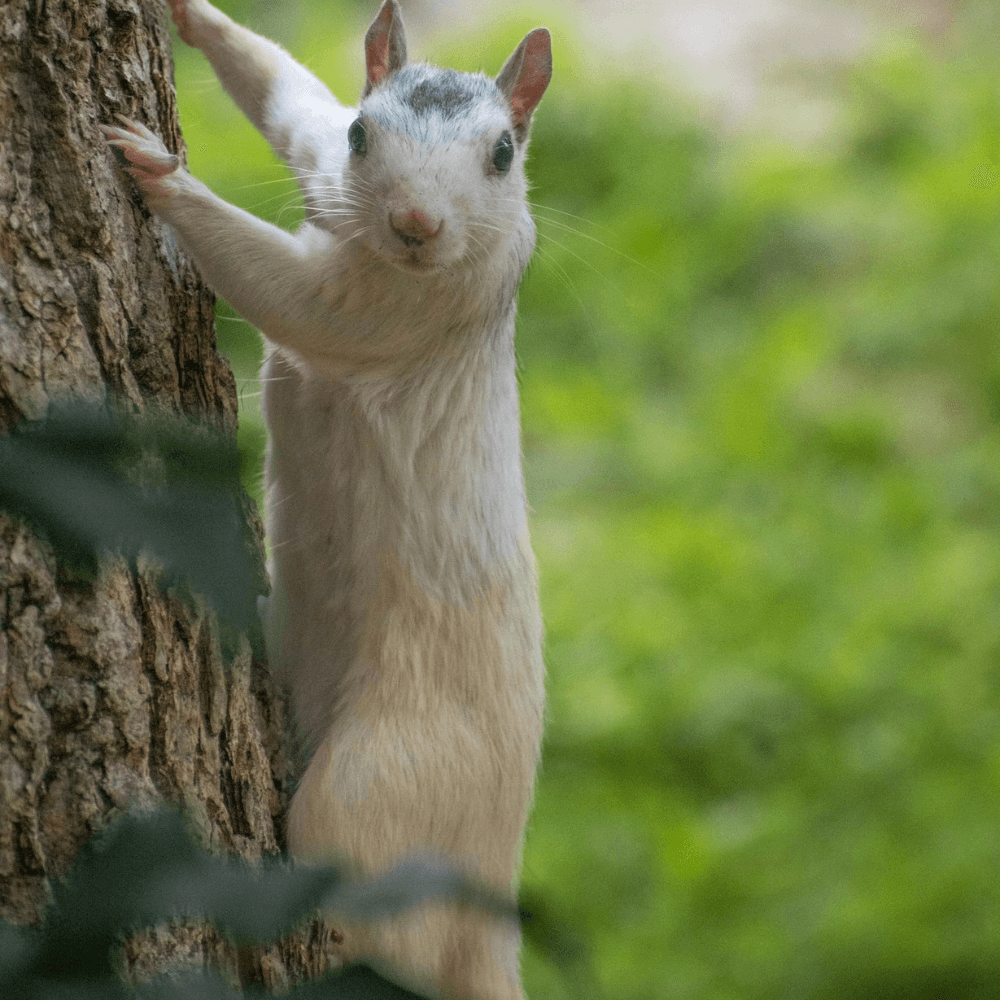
[101,117,180,188]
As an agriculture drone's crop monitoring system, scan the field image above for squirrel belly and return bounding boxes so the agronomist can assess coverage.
[264,336,546,883]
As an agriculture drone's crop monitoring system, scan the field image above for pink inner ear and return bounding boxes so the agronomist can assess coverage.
[366,34,390,86]
[510,29,552,125]
[366,3,394,86]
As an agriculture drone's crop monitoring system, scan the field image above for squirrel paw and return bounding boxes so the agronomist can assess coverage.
[101,116,180,198]
[168,0,214,48]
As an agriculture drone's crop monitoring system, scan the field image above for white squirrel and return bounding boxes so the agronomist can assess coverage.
[102,1,550,998]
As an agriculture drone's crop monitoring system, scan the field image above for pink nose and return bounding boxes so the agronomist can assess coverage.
[390,209,443,247]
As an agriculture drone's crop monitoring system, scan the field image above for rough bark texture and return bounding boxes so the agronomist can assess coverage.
[0,0,330,987]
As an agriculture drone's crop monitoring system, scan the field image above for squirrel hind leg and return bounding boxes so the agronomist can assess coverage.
[341,909,525,1000]
[439,913,526,1000]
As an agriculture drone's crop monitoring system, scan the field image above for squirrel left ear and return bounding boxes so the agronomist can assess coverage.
[496,28,552,136]
[363,0,407,97]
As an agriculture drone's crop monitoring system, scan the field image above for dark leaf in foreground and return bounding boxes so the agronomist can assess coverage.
[9,810,515,993]
[321,854,519,924]
[0,404,265,653]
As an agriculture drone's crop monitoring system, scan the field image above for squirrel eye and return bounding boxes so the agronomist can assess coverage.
[348,118,367,155]
[492,131,514,174]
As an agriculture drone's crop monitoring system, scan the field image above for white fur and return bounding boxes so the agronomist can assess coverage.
[118,3,549,997]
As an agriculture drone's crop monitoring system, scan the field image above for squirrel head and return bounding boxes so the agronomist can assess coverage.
[332,0,551,277]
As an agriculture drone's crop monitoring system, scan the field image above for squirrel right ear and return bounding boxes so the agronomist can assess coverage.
[363,0,407,97]
[495,28,552,138]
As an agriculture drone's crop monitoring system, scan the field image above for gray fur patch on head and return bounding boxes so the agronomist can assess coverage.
[362,64,508,141]
[404,69,478,117]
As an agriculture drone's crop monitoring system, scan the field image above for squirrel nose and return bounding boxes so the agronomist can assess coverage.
[390,209,444,248]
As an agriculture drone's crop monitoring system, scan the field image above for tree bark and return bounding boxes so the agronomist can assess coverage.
[0,0,328,988]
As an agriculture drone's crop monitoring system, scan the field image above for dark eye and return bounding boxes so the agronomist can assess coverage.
[492,131,514,174]
[348,118,367,155]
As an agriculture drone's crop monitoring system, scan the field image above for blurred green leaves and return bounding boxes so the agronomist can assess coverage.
[493,12,1000,1000]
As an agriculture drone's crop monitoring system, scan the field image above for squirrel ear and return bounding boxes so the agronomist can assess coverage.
[363,0,407,97]
[495,28,552,135]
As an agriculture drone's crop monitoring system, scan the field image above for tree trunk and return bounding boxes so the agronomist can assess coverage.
[0,0,328,988]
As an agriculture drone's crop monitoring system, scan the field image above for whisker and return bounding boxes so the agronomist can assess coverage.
[529,200,618,234]
[533,213,654,273]
[533,228,621,285]
[532,244,595,335]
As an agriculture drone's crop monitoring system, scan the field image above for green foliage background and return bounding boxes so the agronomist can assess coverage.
[173,3,1000,997]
